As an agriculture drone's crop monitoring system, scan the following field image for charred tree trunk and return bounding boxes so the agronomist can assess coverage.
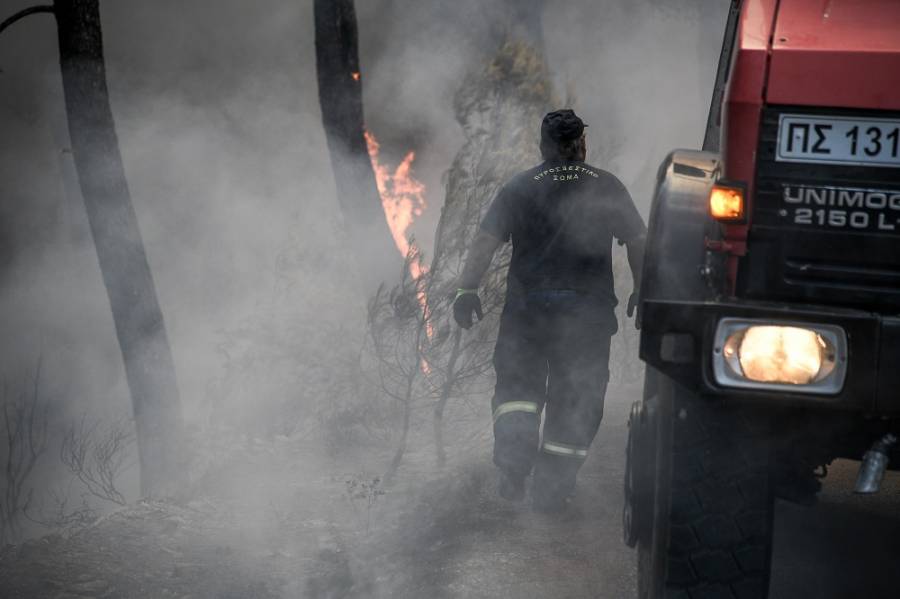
[53,0,183,497]
[313,0,399,291]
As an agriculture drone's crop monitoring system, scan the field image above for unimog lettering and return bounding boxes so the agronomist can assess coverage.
[783,185,900,231]
[783,185,900,210]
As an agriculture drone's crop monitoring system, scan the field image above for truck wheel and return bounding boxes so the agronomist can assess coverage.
[627,369,774,599]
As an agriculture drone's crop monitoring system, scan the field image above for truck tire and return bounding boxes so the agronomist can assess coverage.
[628,369,775,599]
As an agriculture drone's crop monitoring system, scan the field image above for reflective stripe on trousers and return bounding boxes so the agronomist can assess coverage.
[493,401,540,423]
[541,440,589,459]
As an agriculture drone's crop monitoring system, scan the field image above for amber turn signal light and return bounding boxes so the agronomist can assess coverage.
[709,183,745,221]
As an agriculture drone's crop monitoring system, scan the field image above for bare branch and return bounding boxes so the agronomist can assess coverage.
[0,365,49,544]
[60,415,133,506]
[0,5,54,37]
[24,483,97,534]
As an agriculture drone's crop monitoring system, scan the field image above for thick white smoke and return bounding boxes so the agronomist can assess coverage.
[0,1,727,592]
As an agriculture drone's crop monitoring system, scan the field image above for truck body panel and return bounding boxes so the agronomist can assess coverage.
[720,0,778,280]
[768,0,900,111]
[719,0,900,295]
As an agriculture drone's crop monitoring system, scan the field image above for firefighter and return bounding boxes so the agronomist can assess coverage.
[453,109,646,511]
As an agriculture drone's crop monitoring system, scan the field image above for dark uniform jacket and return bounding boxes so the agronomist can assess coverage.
[480,160,646,305]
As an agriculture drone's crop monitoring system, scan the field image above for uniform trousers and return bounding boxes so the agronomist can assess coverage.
[491,289,615,503]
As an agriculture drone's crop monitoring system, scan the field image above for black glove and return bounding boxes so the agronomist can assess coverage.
[453,290,483,329]
[627,290,641,329]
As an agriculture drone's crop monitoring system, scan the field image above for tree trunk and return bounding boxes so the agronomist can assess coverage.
[53,0,184,498]
[313,0,400,291]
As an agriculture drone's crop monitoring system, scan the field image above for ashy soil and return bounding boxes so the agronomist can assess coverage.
[0,386,640,599]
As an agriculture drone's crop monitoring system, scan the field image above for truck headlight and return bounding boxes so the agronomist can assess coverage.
[713,319,847,394]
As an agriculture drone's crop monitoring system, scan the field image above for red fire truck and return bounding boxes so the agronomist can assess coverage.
[624,1,900,597]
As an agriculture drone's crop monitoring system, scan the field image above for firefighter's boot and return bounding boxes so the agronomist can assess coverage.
[498,469,526,502]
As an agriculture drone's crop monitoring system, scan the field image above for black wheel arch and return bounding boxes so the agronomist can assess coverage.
[641,149,722,305]
[639,150,725,389]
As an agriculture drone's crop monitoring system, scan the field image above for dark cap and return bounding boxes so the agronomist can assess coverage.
[541,109,587,143]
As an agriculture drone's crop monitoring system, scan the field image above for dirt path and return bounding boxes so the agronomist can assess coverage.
[770,461,900,599]
[3,383,900,598]
[369,387,637,599]
[0,385,639,599]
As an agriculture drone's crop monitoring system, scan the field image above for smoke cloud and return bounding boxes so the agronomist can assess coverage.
[0,0,728,594]
[1,0,724,417]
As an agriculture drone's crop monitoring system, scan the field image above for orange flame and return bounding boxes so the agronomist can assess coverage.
[351,72,361,81]
[365,130,433,345]
[365,130,428,278]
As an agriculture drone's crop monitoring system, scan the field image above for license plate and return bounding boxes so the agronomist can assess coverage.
[777,114,900,168]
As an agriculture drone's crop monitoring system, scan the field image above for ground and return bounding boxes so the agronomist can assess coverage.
[1,384,899,598]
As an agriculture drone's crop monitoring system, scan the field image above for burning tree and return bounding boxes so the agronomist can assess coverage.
[314,0,402,291]
[205,127,429,448]
[0,0,184,498]
[355,37,562,472]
